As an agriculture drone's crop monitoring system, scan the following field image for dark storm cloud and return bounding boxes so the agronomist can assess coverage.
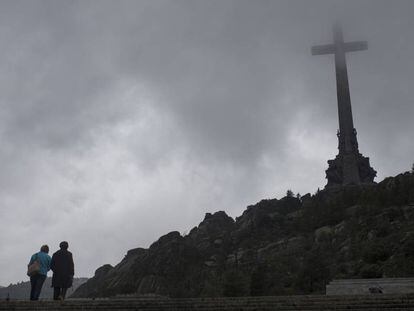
[0,0,413,285]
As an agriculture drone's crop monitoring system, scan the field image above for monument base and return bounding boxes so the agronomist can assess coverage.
[325,152,376,188]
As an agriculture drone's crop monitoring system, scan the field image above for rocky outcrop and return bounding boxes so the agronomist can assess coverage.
[72,172,414,298]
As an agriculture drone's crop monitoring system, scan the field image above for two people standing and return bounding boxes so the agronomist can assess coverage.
[28,241,74,301]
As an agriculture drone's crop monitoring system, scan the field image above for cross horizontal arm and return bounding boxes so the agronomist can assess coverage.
[344,41,368,52]
[311,44,335,55]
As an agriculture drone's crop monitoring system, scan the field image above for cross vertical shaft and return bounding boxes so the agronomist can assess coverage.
[334,25,355,154]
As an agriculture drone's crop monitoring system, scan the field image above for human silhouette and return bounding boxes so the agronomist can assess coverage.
[50,241,74,300]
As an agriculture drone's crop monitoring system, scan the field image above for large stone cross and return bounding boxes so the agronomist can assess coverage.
[311,24,376,187]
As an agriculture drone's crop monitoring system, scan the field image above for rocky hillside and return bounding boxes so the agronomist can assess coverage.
[72,172,414,298]
[0,277,88,300]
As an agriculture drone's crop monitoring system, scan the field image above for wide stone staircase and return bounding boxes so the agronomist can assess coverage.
[2,295,414,311]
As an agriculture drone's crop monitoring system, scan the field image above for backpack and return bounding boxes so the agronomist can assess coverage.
[27,254,41,277]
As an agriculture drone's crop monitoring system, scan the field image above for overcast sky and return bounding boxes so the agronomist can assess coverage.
[0,0,413,285]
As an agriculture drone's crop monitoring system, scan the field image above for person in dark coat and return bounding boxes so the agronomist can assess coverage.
[50,241,74,300]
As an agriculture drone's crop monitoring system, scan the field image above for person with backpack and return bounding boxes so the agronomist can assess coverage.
[50,241,74,300]
[27,245,51,300]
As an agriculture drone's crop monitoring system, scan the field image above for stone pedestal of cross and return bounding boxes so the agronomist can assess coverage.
[312,24,376,187]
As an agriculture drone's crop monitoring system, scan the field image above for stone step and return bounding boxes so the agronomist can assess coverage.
[1,306,414,310]
[60,296,414,304]
[327,278,414,295]
[2,296,414,311]
[3,299,414,305]
[2,307,414,311]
